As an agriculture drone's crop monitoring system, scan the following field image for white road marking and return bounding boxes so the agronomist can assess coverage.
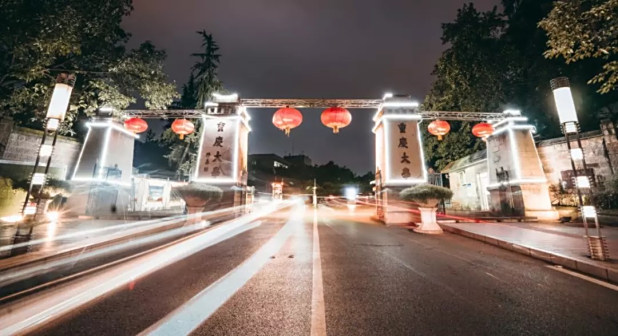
[140,205,305,336]
[547,265,618,291]
[311,209,327,336]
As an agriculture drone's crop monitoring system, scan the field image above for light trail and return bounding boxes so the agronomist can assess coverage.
[0,205,246,254]
[0,201,292,336]
[140,203,305,336]
[0,219,214,288]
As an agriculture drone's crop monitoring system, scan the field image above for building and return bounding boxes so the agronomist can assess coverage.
[284,154,312,167]
[442,150,490,211]
[442,120,618,212]
[248,154,291,171]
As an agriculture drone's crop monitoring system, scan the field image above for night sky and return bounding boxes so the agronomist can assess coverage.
[123,0,500,174]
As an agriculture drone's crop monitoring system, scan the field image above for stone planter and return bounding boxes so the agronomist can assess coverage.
[413,198,443,234]
[173,184,223,226]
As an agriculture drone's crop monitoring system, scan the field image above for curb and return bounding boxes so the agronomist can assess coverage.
[440,224,618,285]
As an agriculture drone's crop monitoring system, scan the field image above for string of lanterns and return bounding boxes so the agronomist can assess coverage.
[124,111,494,140]
[427,120,494,140]
[272,106,352,136]
[124,117,196,139]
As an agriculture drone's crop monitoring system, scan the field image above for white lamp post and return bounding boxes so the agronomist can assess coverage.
[20,73,76,221]
[550,77,608,260]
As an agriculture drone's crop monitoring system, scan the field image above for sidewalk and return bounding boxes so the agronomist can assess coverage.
[439,221,618,284]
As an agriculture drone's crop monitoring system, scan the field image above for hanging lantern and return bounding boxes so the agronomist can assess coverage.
[124,117,148,134]
[427,119,450,140]
[273,107,303,136]
[472,122,494,140]
[171,118,195,140]
[321,107,352,134]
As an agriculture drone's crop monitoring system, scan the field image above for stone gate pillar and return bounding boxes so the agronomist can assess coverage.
[373,95,427,224]
[486,112,559,220]
[68,117,138,216]
[194,93,250,208]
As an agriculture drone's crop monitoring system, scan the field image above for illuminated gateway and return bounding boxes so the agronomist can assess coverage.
[67,92,558,223]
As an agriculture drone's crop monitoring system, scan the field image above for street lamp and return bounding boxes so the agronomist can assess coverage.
[550,77,609,260]
[20,73,76,221]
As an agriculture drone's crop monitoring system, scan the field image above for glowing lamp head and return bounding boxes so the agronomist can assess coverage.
[272,107,303,136]
[550,77,579,126]
[124,117,148,134]
[321,107,352,134]
[472,122,494,139]
[427,119,451,140]
[171,118,195,140]
[46,73,76,121]
[582,205,597,218]
[344,187,358,201]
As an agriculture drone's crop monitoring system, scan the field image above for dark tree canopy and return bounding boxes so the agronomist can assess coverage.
[424,0,618,171]
[0,0,178,135]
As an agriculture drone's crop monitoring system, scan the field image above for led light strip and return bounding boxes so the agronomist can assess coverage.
[86,121,140,139]
[491,124,536,137]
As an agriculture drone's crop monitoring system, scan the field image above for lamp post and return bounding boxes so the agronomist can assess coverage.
[21,73,76,221]
[550,77,609,260]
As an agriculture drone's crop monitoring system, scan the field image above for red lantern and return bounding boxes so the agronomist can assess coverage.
[321,107,352,134]
[171,118,195,140]
[472,122,494,139]
[273,107,303,136]
[427,119,450,140]
[124,117,148,134]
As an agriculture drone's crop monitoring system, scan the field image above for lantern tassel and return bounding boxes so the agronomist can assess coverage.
[438,135,443,141]
[179,134,184,140]
[333,126,339,134]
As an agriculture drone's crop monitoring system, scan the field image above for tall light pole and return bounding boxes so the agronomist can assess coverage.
[550,77,609,260]
[21,73,76,221]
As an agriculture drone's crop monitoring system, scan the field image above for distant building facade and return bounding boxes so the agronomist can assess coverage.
[284,154,312,167]
[248,154,291,171]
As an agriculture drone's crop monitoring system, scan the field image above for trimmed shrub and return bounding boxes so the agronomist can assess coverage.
[400,184,453,203]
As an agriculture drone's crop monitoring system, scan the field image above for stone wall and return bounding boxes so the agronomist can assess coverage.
[536,120,617,190]
[0,119,81,180]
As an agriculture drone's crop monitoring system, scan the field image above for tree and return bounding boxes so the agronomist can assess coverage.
[424,1,618,171]
[539,0,618,94]
[162,29,223,178]
[0,0,178,135]
[423,4,504,170]
[192,30,222,107]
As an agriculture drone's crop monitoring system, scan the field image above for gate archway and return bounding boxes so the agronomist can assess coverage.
[69,93,558,221]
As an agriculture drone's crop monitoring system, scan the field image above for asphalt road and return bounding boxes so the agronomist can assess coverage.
[13,205,618,335]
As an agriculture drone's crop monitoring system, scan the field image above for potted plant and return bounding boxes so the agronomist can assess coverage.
[400,184,453,234]
[172,183,223,223]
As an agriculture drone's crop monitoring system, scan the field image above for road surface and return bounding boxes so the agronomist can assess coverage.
[2,203,617,335]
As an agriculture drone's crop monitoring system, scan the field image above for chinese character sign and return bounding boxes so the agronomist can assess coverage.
[196,117,238,181]
[387,120,424,181]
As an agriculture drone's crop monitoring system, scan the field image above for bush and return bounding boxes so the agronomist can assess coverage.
[591,191,618,210]
[172,183,223,207]
[400,184,453,203]
[12,178,71,199]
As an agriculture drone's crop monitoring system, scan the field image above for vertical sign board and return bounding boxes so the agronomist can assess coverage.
[486,132,514,184]
[195,116,240,183]
[385,119,425,184]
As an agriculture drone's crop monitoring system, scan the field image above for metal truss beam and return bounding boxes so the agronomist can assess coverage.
[419,111,507,121]
[239,98,384,108]
[123,107,508,122]
[123,109,204,119]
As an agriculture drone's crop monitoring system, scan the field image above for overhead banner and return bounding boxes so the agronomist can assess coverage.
[195,116,239,183]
